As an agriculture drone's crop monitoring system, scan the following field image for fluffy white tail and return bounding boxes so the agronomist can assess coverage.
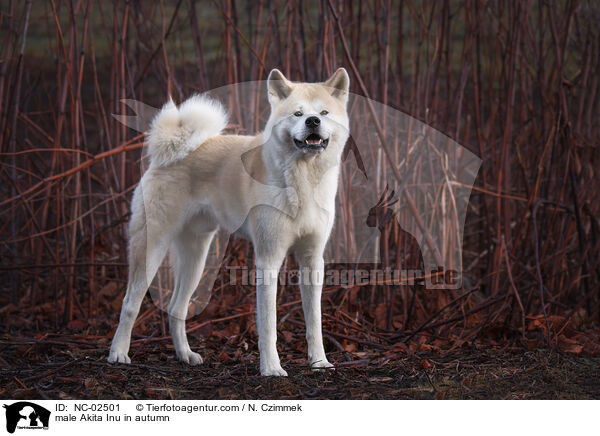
[147,94,228,167]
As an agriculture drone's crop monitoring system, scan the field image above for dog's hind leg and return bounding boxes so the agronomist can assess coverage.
[168,223,217,365]
[108,235,171,363]
[108,185,178,364]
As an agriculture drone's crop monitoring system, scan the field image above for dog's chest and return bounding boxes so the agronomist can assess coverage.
[285,167,338,237]
[295,194,332,233]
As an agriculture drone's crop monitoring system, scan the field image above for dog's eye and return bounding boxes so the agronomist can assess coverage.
[320,110,329,115]
[294,111,303,117]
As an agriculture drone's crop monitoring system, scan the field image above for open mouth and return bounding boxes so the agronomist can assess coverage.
[294,133,329,151]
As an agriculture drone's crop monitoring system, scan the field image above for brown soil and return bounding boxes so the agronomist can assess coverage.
[1,334,598,400]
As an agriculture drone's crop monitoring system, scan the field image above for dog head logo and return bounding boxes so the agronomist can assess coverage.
[113,79,481,318]
[3,402,50,433]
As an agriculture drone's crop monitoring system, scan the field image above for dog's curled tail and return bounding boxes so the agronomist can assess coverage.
[147,94,228,167]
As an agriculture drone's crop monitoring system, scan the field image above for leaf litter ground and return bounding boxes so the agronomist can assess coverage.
[1,332,598,400]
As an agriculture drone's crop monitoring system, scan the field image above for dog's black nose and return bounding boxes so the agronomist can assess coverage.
[305,116,320,128]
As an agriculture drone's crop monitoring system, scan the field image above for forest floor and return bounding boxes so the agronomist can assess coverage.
[1,333,599,400]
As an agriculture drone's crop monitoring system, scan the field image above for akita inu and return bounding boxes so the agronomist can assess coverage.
[108,68,350,376]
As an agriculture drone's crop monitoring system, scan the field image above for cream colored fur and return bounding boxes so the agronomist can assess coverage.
[147,94,228,167]
[108,68,350,376]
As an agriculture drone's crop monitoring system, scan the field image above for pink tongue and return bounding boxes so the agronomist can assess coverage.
[306,138,321,145]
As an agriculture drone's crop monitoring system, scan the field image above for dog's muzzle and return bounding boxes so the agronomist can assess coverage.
[293,133,329,151]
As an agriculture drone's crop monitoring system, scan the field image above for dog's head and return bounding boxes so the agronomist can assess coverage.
[264,68,350,157]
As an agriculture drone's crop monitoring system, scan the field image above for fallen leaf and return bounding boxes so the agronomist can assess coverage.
[281,330,294,343]
[557,335,583,354]
[217,349,231,361]
[342,340,357,352]
[419,359,432,369]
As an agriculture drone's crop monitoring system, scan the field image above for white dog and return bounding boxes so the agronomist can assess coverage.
[108,68,350,376]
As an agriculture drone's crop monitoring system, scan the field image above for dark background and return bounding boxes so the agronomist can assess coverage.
[0,0,599,399]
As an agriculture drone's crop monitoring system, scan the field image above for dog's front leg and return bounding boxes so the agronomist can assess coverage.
[255,255,287,376]
[298,254,333,370]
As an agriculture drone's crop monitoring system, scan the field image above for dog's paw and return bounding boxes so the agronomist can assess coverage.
[107,350,131,364]
[310,359,335,371]
[176,348,203,366]
[260,364,288,377]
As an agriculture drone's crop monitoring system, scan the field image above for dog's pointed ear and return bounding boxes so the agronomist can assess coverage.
[324,68,350,105]
[267,69,293,105]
